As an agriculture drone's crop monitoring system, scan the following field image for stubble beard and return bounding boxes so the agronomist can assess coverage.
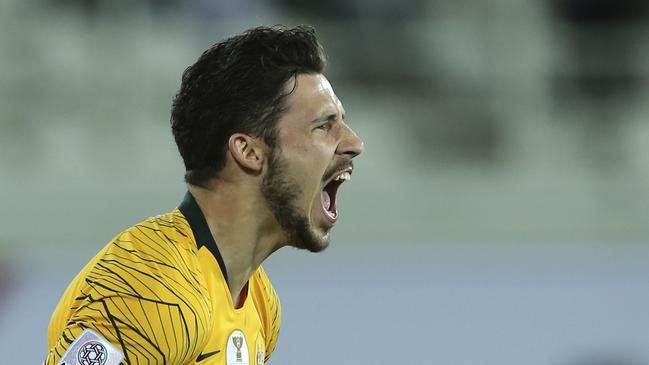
[261,151,330,253]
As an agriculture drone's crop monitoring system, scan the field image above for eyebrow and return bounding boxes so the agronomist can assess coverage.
[311,111,347,125]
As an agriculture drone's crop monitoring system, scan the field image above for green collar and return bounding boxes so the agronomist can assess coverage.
[178,191,228,284]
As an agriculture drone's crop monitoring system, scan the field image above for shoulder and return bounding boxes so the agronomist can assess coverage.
[252,266,275,296]
[251,265,282,360]
[46,209,213,365]
[251,265,281,316]
[119,208,195,254]
[96,210,203,290]
[94,209,211,318]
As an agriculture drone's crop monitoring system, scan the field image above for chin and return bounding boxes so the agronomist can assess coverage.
[306,238,330,253]
[302,242,329,253]
[290,226,331,253]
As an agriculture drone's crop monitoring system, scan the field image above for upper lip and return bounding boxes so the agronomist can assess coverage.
[323,166,353,187]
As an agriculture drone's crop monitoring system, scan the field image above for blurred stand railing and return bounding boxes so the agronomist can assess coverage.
[1,0,649,248]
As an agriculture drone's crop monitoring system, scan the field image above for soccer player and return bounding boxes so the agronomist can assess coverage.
[44,25,363,365]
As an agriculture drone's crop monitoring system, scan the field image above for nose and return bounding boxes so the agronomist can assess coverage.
[336,123,364,158]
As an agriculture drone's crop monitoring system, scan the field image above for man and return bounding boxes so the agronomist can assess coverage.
[44,25,363,365]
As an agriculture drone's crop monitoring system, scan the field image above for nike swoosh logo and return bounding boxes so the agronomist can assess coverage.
[196,350,220,362]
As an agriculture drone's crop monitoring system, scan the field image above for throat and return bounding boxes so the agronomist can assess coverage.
[231,282,249,309]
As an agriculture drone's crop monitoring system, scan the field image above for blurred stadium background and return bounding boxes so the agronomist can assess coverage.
[2,0,649,363]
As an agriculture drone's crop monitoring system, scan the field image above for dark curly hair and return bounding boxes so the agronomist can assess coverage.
[170,25,327,187]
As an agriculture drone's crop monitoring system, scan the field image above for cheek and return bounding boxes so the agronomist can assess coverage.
[288,138,332,168]
[279,131,334,185]
[287,152,328,198]
[280,151,319,188]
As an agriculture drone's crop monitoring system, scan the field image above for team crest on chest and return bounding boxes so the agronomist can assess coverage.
[226,330,249,365]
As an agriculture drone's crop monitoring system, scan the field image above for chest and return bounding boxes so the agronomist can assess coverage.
[197,307,266,365]
[196,268,266,364]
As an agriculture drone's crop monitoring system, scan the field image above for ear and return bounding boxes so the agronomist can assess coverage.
[228,133,267,173]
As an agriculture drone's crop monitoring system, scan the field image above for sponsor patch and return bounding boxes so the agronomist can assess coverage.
[58,329,124,365]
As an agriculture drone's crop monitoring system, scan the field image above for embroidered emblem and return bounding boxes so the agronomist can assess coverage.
[226,330,249,365]
[57,329,124,365]
[77,341,107,365]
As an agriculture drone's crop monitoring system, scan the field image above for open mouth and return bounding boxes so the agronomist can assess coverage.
[320,169,352,222]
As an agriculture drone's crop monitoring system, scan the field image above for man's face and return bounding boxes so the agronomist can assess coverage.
[261,73,364,252]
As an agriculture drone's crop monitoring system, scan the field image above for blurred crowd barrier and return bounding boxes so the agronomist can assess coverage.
[2,0,649,252]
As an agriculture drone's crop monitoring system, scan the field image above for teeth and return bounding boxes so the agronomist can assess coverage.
[334,172,351,181]
[322,191,331,210]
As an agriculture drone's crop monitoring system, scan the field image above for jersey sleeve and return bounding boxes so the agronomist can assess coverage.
[45,223,211,365]
[44,295,199,365]
[252,266,282,362]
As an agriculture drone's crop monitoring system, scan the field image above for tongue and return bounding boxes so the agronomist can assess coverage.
[321,190,331,211]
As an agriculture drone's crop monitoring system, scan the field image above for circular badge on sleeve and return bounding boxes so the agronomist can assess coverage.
[77,341,108,365]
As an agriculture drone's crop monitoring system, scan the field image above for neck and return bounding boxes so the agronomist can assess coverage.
[188,182,284,305]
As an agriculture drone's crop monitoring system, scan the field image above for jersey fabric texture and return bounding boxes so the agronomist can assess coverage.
[45,192,281,365]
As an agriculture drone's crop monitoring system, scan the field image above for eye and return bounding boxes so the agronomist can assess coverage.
[315,122,332,132]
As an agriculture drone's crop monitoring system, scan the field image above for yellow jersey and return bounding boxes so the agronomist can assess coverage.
[45,192,281,365]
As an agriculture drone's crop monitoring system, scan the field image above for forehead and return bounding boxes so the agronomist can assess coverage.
[278,73,343,126]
